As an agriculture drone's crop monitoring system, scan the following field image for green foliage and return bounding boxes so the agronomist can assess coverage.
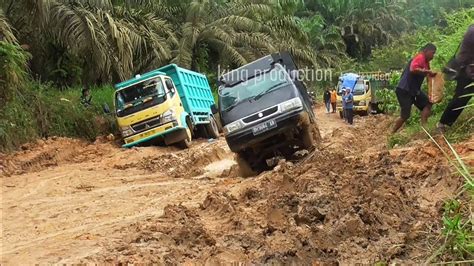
[376,88,399,114]
[0,83,116,152]
[298,14,347,67]
[0,7,17,44]
[0,42,30,103]
[441,199,474,260]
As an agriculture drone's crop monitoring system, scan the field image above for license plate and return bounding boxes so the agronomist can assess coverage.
[252,119,277,136]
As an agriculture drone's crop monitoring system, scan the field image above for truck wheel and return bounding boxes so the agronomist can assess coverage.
[197,125,208,139]
[205,116,220,139]
[236,153,257,178]
[177,128,192,149]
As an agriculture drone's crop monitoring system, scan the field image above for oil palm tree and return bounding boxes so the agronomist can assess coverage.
[0,8,17,44]
[171,0,317,71]
[303,0,409,58]
[1,0,176,84]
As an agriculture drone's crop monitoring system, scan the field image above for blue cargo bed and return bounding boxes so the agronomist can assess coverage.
[158,64,215,125]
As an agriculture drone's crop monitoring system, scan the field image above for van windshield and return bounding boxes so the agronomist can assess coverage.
[220,67,290,111]
[115,78,166,117]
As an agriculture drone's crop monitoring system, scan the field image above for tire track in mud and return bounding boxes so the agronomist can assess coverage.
[2,107,472,264]
[1,138,237,264]
[87,109,473,264]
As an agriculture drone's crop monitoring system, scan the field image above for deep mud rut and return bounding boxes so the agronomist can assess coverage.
[1,107,473,264]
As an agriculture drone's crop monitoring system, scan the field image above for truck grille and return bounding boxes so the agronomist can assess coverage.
[243,106,278,124]
[132,116,161,132]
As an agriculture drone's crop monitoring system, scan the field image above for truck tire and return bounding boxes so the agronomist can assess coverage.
[177,128,192,149]
[236,153,257,178]
[205,116,220,139]
[197,125,208,139]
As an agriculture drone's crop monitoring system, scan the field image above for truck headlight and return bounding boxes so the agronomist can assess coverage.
[224,120,244,134]
[280,98,303,112]
[120,126,134,137]
[359,101,366,106]
[162,110,175,123]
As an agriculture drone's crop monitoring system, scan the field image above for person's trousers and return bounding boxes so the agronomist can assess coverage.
[346,108,354,125]
[440,76,474,126]
[331,102,336,112]
[325,101,331,112]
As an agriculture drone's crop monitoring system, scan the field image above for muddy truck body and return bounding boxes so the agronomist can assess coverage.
[114,64,219,148]
[215,52,319,176]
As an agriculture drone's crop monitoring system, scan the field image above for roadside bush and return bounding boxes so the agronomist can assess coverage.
[0,83,116,152]
[0,41,117,152]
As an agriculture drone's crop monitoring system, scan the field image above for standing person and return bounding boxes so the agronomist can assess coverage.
[392,43,437,133]
[330,88,337,113]
[323,88,331,113]
[438,25,474,133]
[341,88,347,121]
[343,88,354,125]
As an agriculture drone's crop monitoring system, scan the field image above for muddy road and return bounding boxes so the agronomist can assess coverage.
[1,107,473,264]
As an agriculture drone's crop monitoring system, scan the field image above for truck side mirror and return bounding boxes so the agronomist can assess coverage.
[210,104,218,114]
[165,79,175,93]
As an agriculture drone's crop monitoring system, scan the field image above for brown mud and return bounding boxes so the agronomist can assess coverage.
[1,107,472,264]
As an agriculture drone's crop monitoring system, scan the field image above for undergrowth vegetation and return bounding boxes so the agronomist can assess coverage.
[0,43,115,152]
[365,9,474,148]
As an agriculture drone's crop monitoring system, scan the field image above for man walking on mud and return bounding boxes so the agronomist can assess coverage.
[392,43,437,133]
[330,88,337,113]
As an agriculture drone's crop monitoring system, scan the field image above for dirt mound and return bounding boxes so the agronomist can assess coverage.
[0,137,117,176]
[114,142,229,178]
[88,204,217,264]
[92,145,461,264]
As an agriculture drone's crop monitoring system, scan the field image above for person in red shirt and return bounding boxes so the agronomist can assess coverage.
[392,43,437,133]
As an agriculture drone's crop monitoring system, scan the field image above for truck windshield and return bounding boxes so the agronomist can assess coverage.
[220,67,290,111]
[353,82,367,96]
[115,78,166,117]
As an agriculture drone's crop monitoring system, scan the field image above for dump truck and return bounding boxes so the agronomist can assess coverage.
[114,64,219,148]
[336,72,390,118]
[214,52,320,176]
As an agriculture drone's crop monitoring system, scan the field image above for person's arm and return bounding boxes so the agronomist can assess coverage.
[346,95,353,103]
[410,54,436,76]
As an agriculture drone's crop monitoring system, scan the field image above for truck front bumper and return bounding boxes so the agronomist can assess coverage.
[122,121,184,148]
[337,106,368,112]
[225,110,304,153]
[353,106,368,111]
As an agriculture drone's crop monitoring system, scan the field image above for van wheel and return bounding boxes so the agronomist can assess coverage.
[301,121,321,149]
[236,153,257,178]
[205,116,220,139]
[177,128,192,149]
[301,125,315,149]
